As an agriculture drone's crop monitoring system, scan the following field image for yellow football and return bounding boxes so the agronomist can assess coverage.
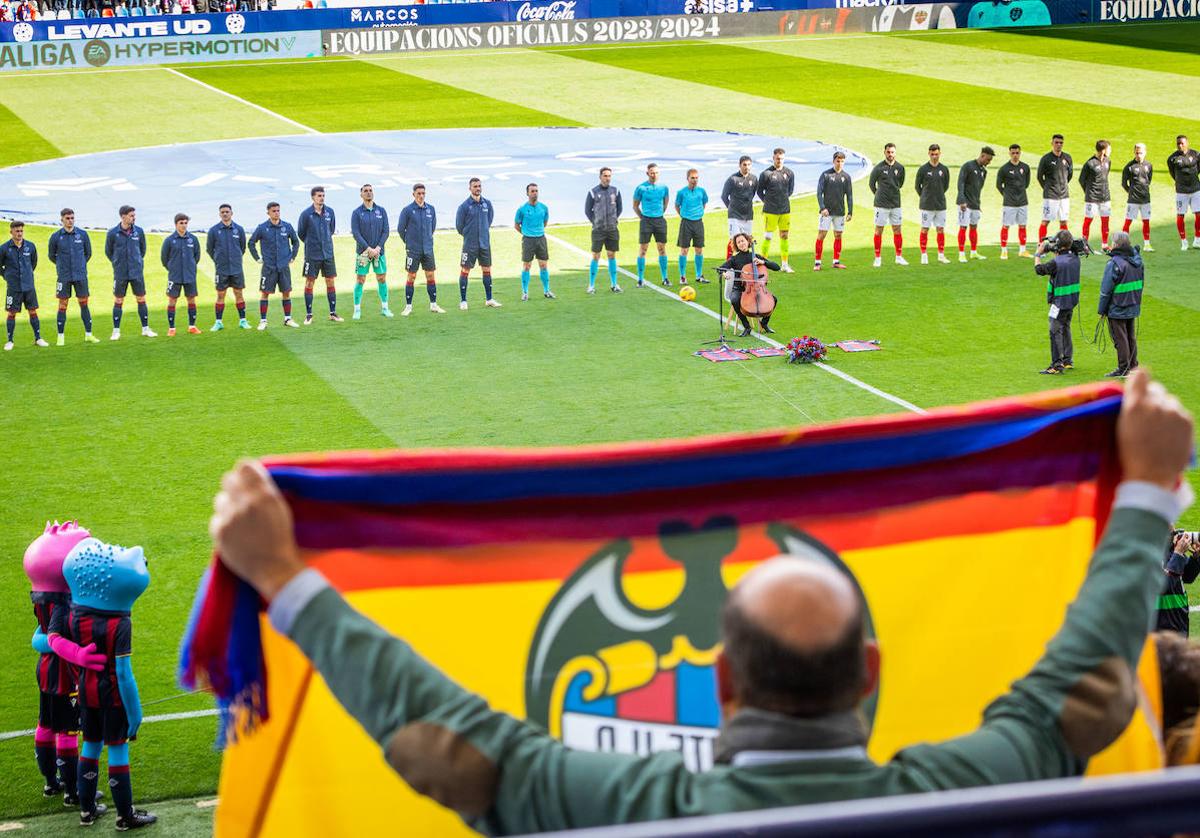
[679,285,696,302]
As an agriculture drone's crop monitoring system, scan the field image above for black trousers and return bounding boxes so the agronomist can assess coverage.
[731,288,776,331]
[1049,308,1074,367]
[1108,317,1138,372]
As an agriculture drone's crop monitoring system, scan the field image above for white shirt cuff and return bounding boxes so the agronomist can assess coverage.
[267,568,330,636]
[1113,480,1194,525]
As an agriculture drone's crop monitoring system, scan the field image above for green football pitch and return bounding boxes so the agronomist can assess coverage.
[2,21,1200,829]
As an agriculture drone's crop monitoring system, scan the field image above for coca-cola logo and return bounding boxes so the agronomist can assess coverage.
[516,1,577,20]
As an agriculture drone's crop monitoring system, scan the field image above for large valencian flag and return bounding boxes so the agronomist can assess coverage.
[180,382,1164,837]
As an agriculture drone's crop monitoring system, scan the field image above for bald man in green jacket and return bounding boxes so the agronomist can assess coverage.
[211,371,1193,835]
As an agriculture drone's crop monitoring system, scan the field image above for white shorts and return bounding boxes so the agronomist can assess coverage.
[1001,206,1029,226]
[874,207,902,227]
[1125,202,1152,220]
[1176,192,1200,214]
[920,209,947,229]
[957,208,982,226]
[1084,201,1112,218]
[818,214,846,232]
[727,218,753,238]
[1042,198,1070,222]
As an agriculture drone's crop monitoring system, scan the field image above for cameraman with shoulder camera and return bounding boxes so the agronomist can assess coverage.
[1098,230,1144,378]
[1157,530,1200,636]
[1034,229,1081,375]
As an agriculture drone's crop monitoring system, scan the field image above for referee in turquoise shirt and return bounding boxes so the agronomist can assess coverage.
[675,169,709,284]
[514,183,554,301]
[633,163,671,287]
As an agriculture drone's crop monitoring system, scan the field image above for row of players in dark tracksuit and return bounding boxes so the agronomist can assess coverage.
[862,135,1200,268]
[1,180,548,349]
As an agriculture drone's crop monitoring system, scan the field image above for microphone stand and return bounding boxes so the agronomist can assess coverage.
[700,264,732,350]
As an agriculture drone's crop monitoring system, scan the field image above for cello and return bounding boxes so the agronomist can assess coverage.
[737,260,776,319]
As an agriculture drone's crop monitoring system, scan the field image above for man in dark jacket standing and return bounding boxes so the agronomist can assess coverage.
[297,186,342,325]
[161,213,202,336]
[915,144,951,265]
[104,205,154,340]
[1098,230,1144,378]
[1121,143,1153,251]
[1037,134,1073,242]
[207,203,249,331]
[1079,140,1113,251]
[396,184,444,316]
[47,208,98,345]
[2,221,47,350]
[1034,229,1080,375]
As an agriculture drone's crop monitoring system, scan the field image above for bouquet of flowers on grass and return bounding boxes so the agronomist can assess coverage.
[785,335,826,364]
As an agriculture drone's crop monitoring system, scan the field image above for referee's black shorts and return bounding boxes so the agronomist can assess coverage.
[676,218,705,248]
[590,228,619,253]
[639,216,667,245]
[521,235,549,263]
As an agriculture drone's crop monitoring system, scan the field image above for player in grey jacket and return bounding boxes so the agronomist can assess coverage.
[584,167,623,293]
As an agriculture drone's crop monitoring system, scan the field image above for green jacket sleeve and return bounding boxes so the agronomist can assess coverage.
[287,587,698,835]
[893,506,1170,787]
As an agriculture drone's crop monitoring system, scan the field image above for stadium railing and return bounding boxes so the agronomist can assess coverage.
[525,765,1200,838]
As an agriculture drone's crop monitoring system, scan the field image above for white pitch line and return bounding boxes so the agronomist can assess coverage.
[0,823,25,832]
[195,799,220,809]
[543,231,925,415]
[163,67,320,135]
[0,708,218,742]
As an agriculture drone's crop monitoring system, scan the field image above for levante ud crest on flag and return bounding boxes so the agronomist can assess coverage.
[523,520,880,771]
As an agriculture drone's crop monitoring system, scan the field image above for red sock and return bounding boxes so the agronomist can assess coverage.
[1143,219,1152,241]
[936,231,945,253]
[1178,214,1187,239]
[1100,216,1110,244]
[1000,227,1009,247]
[919,231,928,253]
[1059,222,1069,231]
[833,238,842,261]
[726,239,733,259]
[873,234,882,257]
[969,227,978,250]
[1038,222,1048,241]
[1018,226,1027,246]
[814,238,824,261]
[1122,218,1132,233]
[893,233,903,255]
[1194,215,1200,237]
[1082,217,1092,239]
[957,228,967,252]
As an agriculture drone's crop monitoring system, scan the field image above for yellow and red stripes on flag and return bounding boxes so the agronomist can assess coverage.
[188,382,1164,837]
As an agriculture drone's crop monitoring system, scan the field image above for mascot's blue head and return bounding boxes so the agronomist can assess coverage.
[63,538,150,613]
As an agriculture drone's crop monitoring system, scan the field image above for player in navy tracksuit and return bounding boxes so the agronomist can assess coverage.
[2,221,47,350]
[104,205,154,340]
[160,213,202,336]
[396,183,445,316]
[455,178,500,310]
[248,202,301,329]
[206,204,249,331]
[47,208,98,345]
[296,186,341,325]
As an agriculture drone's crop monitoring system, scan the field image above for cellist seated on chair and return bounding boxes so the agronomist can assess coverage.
[719,232,779,336]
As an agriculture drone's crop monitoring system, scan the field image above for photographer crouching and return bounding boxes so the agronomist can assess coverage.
[1097,230,1144,378]
[1034,229,1086,375]
[1157,529,1200,636]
